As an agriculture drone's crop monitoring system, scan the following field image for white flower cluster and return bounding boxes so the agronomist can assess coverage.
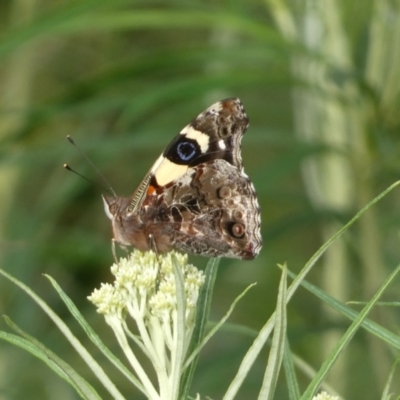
[89,250,204,324]
[88,250,205,400]
[312,391,339,400]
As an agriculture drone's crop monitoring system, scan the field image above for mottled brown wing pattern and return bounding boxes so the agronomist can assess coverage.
[103,98,262,259]
[149,159,262,259]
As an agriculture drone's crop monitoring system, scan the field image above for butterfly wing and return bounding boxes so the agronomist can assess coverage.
[153,159,262,259]
[105,98,262,259]
[139,98,262,259]
[127,98,249,212]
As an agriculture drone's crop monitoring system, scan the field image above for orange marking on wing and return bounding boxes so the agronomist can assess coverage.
[147,185,156,195]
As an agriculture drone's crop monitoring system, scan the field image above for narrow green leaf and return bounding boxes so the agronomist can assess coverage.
[223,293,275,400]
[381,355,400,400]
[45,274,144,392]
[171,254,187,400]
[224,181,400,400]
[216,322,259,337]
[286,181,400,304]
[180,257,219,399]
[286,270,400,350]
[301,262,400,399]
[258,265,287,400]
[0,330,71,387]
[290,352,338,397]
[185,282,256,370]
[283,338,301,400]
[347,301,400,307]
[0,268,126,400]
[1,317,101,400]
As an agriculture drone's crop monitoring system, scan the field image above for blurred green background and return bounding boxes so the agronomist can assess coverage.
[1,0,400,399]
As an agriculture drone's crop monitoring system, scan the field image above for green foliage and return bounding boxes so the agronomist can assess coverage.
[1,0,400,399]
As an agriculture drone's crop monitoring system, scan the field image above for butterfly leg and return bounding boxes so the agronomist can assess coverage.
[111,239,130,262]
[148,233,160,258]
[111,239,118,262]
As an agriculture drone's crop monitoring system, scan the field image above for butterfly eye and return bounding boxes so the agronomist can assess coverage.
[177,141,197,161]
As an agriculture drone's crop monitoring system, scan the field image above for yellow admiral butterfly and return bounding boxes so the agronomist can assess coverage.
[103,98,262,259]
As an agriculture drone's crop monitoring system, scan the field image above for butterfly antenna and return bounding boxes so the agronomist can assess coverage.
[63,164,114,196]
[66,135,117,197]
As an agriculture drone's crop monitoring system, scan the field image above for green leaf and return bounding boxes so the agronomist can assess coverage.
[180,257,219,399]
[44,274,145,392]
[1,317,101,400]
[0,267,126,400]
[287,270,400,350]
[224,181,400,400]
[258,265,287,399]
[301,262,400,399]
[223,286,275,400]
[286,181,400,304]
[187,281,257,371]
[381,355,400,400]
[283,338,301,400]
[171,253,187,400]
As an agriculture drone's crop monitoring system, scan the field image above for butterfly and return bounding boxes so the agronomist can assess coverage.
[103,98,262,259]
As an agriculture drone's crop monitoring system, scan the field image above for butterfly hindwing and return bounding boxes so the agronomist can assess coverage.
[153,159,261,259]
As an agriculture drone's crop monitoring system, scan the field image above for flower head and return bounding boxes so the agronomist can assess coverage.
[88,250,205,400]
[87,283,125,320]
[312,391,339,400]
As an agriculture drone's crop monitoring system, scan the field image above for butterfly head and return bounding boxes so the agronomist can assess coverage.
[102,195,129,220]
[103,195,137,247]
